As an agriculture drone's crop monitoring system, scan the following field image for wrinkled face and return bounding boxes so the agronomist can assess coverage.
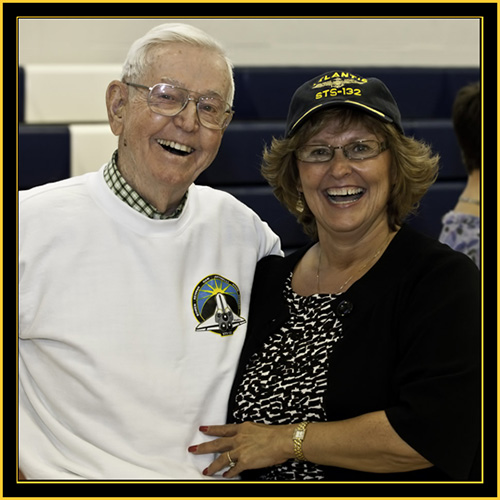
[109,43,232,199]
[297,117,393,239]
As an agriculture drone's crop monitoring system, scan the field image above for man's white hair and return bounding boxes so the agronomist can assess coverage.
[121,23,235,104]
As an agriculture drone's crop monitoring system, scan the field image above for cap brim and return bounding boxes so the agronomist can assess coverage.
[288,100,396,137]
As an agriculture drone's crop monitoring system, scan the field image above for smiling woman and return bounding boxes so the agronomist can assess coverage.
[294,119,393,240]
[189,70,481,482]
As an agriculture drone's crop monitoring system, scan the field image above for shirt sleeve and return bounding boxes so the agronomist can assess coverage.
[385,250,481,480]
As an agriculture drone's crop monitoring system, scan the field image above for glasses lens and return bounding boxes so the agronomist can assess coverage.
[296,145,333,163]
[344,140,381,160]
[148,84,186,116]
[197,96,232,129]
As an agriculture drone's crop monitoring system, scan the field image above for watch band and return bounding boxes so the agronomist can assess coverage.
[292,421,309,461]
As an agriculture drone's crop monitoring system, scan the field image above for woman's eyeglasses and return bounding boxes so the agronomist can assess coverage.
[296,140,388,163]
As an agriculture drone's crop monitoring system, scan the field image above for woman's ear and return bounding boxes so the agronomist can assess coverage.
[106,81,128,136]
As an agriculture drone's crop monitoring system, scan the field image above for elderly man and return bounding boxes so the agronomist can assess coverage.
[18,23,281,480]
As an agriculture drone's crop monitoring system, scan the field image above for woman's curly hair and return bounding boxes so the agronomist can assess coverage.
[261,108,440,240]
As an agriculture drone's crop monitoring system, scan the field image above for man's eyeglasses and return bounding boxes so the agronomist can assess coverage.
[295,140,388,163]
[124,82,234,130]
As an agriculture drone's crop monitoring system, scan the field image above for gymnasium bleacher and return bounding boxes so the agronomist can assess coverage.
[18,65,479,252]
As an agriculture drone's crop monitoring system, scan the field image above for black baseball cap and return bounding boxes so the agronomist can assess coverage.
[285,70,404,137]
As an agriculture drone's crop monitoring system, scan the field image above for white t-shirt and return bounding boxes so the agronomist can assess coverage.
[18,167,282,479]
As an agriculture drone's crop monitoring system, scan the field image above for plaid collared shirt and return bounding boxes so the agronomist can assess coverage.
[103,151,187,220]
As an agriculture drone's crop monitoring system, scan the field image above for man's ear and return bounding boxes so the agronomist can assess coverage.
[106,81,128,136]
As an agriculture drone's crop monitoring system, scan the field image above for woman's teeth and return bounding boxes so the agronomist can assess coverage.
[157,139,194,156]
[326,187,366,204]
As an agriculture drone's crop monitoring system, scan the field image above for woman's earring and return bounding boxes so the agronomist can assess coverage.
[296,191,305,213]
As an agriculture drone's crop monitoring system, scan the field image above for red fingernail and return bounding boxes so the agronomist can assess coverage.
[187,445,197,453]
[199,426,209,432]
[202,468,209,476]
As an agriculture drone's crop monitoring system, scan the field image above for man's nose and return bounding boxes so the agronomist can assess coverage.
[173,100,199,132]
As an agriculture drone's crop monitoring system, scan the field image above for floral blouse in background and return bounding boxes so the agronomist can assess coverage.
[439,211,480,269]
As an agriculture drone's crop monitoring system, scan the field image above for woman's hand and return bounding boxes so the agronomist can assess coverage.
[189,412,432,478]
[188,422,294,478]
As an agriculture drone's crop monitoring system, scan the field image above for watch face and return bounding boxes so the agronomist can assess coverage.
[294,428,305,440]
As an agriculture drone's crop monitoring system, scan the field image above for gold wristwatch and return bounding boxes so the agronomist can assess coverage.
[292,421,309,461]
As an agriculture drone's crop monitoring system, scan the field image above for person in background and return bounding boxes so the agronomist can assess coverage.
[18,23,281,480]
[189,70,481,481]
[439,81,481,268]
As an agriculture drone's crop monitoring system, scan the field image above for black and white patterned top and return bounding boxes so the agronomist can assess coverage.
[232,273,344,480]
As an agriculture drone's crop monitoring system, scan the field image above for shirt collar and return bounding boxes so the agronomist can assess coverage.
[103,150,187,220]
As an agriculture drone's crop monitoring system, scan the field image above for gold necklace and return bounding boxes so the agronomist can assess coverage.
[316,234,392,295]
